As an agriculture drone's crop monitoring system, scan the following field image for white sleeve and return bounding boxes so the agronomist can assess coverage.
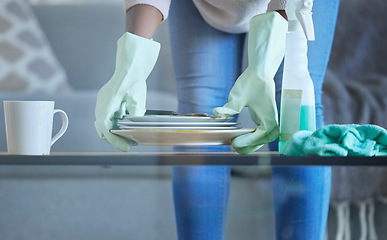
[267,0,287,11]
[124,0,171,20]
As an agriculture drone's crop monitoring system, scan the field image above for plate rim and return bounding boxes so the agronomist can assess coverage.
[111,128,255,133]
[124,115,232,122]
[117,126,241,130]
[118,121,239,126]
[110,128,255,146]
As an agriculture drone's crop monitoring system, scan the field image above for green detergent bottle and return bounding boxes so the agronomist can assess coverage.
[279,0,316,151]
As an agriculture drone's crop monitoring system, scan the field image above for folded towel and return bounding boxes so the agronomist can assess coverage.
[280,124,387,156]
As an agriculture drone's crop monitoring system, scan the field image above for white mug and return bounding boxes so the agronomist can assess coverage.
[4,101,68,155]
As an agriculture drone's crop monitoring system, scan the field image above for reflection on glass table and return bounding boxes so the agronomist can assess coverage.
[0,152,386,166]
[0,152,386,240]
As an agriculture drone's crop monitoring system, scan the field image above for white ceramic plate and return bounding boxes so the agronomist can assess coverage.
[125,115,231,123]
[118,125,241,130]
[111,128,255,146]
[118,121,238,127]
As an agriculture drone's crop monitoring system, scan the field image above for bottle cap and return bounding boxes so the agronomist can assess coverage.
[286,0,315,41]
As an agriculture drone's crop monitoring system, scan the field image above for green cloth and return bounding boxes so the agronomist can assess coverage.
[280,124,387,156]
[213,11,287,155]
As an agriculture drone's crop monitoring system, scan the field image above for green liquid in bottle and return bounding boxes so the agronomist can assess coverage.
[279,105,316,151]
[300,105,316,131]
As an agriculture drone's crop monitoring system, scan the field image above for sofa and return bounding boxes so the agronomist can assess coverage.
[0,1,177,153]
[0,0,386,239]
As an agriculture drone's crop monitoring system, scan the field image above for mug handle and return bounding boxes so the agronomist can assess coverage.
[51,109,69,146]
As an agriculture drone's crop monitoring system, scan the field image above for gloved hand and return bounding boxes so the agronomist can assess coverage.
[95,32,160,151]
[213,11,287,154]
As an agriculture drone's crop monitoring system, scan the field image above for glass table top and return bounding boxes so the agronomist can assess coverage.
[0,152,386,166]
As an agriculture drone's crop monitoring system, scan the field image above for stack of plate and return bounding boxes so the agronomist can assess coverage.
[118,115,240,130]
[111,115,255,146]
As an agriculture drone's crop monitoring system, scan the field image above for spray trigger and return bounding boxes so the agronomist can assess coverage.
[296,0,315,41]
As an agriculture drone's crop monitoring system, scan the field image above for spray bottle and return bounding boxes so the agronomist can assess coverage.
[279,0,316,151]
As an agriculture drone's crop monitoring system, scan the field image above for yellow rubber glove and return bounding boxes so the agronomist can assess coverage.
[95,32,160,151]
[213,12,287,154]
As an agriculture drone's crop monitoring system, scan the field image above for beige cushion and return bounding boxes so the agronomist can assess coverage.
[0,0,71,92]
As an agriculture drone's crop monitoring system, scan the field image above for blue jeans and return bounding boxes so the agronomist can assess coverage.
[168,1,339,239]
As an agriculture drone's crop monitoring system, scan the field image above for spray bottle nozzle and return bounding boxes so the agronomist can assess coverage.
[286,0,315,41]
[297,0,315,40]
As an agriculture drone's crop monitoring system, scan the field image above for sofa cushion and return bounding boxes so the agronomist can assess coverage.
[0,0,70,93]
[31,2,126,91]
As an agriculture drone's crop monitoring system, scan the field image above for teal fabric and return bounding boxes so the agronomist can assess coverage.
[280,124,387,156]
[95,32,160,151]
[213,12,287,155]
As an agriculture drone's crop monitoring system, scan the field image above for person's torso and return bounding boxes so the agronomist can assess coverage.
[193,0,271,33]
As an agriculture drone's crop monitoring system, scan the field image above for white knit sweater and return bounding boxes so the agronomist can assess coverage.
[124,0,287,33]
